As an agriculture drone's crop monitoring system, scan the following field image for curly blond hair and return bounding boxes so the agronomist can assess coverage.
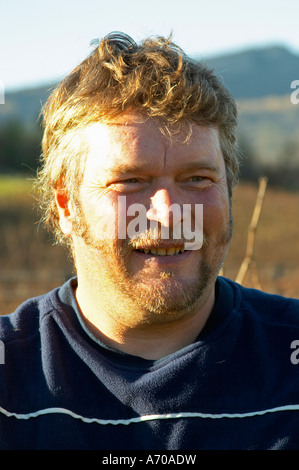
[37,32,240,243]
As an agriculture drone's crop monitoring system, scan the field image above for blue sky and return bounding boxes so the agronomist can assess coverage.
[1,0,299,91]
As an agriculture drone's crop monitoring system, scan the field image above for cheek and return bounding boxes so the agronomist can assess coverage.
[78,194,119,244]
[201,193,230,236]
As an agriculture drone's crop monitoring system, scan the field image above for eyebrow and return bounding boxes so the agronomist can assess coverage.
[176,161,220,174]
[103,160,220,177]
[103,163,145,176]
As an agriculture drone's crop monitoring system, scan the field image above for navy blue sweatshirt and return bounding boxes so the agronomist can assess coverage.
[1,276,299,450]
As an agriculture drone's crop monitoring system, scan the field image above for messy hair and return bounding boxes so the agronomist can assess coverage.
[37,31,240,243]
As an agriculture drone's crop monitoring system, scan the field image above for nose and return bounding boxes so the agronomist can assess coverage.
[147,188,182,228]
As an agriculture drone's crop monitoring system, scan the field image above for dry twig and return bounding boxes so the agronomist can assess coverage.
[235,177,268,286]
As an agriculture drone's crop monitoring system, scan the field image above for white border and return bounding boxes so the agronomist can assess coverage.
[1,404,299,425]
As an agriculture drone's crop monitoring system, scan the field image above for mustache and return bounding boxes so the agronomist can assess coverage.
[124,227,207,251]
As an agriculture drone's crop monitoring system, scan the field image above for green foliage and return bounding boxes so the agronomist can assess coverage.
[238,133,299,190]
[0,175,33,199]
[0,120,42,175]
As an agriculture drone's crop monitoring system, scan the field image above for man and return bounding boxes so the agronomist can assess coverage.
[0,32,299,450]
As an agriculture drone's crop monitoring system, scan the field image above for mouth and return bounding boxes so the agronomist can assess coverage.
[131,240,185,256]
[135,246,185,256]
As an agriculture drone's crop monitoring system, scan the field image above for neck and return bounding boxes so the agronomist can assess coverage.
[75,278,215,360]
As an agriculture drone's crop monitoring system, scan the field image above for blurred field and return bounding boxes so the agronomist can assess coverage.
[0,176,74,315]
[0,176,299,315]
[224,181,299,297]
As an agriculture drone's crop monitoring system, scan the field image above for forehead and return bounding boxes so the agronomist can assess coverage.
[81,116,224,177]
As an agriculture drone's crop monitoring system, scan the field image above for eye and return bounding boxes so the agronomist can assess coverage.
[111,178,145,193]
[182,175,212,190]
[122,178,139,184]
[188,176,205,182]
[185,175,209,184]
[115,177,141,186]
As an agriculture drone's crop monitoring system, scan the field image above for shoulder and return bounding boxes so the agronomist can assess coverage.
[220,276,299,326]
[0,285,64,402]
[0,286,59,345]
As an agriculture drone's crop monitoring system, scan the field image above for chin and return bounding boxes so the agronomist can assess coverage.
[130,274,210,318]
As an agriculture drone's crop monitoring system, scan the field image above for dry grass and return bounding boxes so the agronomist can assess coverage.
[0,177,74,314]
[224,182,299,297]
[0,177,298,315]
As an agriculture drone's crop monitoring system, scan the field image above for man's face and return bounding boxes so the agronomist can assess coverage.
[68,114,232,324]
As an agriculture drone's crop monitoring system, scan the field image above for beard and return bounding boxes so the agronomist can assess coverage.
[111,247,215,318]
[71,200,233,322]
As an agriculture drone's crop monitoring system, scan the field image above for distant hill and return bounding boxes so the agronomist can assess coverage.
[0,44,299,172]
[201,45,299,99]
[1,44,298,126]
[0,83,56,127]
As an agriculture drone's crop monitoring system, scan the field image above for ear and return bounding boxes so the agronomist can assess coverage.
[54,188,73,237]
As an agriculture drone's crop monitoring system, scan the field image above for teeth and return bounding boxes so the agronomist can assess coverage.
[138,246,184,256]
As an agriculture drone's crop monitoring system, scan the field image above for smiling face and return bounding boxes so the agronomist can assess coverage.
[59,114,232,325]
